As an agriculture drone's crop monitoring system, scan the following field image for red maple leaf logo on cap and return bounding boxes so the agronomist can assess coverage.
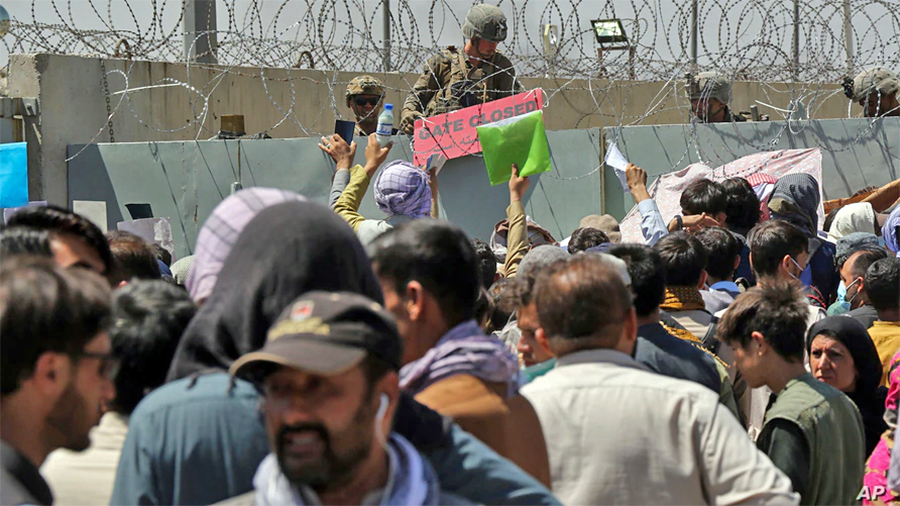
[291,301,314,321]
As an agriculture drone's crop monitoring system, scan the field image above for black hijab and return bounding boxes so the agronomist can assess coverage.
[807,315,887,456]
[167,201,384,381]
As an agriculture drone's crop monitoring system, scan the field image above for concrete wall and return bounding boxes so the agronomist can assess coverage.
[602,117,900,220]
[7,54,859,206]
[67,129,603,258]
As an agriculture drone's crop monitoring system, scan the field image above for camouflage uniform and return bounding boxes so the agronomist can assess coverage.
[845,67,899,102]
[399,4,522,134]
[688,71,746,123]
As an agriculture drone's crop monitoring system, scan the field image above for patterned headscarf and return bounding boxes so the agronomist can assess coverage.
[373,160,432,219]
[186,188,305,303]
[768,173,820,237]
[883,206,900,257]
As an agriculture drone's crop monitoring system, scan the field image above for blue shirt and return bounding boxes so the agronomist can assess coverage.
[638,200,668,246]
[633,322,721,394]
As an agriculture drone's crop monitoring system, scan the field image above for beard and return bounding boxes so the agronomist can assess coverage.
[275,395,377,492]
[46,380,94,452]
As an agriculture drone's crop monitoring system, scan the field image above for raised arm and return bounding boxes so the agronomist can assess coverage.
[503,164,531,279]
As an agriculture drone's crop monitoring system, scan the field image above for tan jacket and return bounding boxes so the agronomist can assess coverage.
[414,373,552,488]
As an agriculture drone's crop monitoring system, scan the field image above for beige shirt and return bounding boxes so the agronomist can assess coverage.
[41,412,128,506]
[521,349,799,505]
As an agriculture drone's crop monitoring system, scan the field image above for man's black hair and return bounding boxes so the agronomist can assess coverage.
[6,205,113,273]
[846,248,890,280]
[471,238,497,290]
[694,227,740,281]
[653,231,708,287]
[609,243,665,318]
[0,226,53,258]
[679,179,727,217]
[109,280,196,414]
[1,256,111,395]
[151,244,172,268]
[107,231,162,285]
[866,258,900,313]
[567,227,610,254]
[369,220,479,326]
[747,220,809,278]
[720,178,760,233]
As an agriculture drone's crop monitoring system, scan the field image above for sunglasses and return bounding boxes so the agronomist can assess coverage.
[74,351,120,380]
[354,97,381,107]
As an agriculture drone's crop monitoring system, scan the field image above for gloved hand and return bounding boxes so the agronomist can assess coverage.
[399,111,424,135]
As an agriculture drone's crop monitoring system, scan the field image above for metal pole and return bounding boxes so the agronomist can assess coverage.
[382,0,392,72]
[690,0,698,70]
[792,0,799,81]
[843,0,853,75]
[184,0,217,64]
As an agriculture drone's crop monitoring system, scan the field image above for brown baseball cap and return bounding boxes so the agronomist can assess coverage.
[230,291,402,382]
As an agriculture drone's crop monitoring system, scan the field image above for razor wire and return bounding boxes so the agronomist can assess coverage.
[0,0,898,165]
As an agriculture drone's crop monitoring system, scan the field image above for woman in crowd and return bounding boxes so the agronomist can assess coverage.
[807,316,887,456]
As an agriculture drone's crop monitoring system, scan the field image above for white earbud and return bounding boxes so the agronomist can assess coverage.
[374,393,390,448]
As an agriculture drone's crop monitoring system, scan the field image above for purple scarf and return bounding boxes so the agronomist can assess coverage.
[186,188,305,302]
[373,160,432,219]
[400,319,520,397]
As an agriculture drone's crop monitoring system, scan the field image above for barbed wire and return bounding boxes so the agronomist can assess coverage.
[1,0,899,169]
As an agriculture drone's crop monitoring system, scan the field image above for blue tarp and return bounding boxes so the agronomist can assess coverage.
[0,142,28,208]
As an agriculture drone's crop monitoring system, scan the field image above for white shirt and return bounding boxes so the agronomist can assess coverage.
[521,348,799,505]
[41,412,129,506]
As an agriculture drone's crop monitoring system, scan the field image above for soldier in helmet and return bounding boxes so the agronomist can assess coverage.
[843,67,900,118]
[688,71,746,123]
[398,3,522,135]
[346,75,388,136]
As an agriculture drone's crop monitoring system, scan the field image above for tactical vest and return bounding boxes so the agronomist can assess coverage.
[761,374,865,505]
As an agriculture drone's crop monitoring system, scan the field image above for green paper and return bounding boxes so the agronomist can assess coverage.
[477,110,551,186]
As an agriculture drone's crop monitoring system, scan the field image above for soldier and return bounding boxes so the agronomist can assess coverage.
[345,75,387,136]
[399,4,522,135]
[688,71,746,123]
[843,67,900,118]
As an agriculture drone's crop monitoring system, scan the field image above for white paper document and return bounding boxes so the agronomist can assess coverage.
[605,142,631,193]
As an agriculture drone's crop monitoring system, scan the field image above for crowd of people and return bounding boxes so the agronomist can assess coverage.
[1,124,899,505]
[2,2,900,504]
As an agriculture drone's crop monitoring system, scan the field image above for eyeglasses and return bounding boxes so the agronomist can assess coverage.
[73,351,120,380]
[354,97,381,107]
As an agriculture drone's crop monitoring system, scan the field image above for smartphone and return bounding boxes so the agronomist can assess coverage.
[335,120,356,145]
[125,203,153,219]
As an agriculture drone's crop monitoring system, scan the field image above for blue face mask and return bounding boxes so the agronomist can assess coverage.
[829,278,861,316]
[828,281,851,315]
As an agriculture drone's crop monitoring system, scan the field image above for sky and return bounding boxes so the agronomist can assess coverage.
[1,0,898,79]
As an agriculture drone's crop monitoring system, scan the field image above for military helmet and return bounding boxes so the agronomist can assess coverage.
[345,75,385,107]
[461,4,508,43]
[688,71,731,104]
[844,67,899,102]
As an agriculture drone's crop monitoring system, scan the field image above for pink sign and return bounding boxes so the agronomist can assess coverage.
[412,89,545,166]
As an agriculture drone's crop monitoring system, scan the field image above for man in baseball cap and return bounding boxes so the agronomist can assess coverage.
[227,291,470,506]
[843,67,900,118]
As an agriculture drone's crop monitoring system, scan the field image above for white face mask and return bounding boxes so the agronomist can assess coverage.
[787,256,804,281]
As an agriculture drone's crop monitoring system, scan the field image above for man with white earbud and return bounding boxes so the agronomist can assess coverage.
[221,291,473,506]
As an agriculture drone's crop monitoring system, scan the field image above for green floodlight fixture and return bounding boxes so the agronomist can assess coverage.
[591,19,628,45]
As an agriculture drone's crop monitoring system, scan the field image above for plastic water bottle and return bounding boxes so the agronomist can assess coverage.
[376,103,394,147]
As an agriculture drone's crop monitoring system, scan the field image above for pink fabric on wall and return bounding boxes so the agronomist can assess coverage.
[620,148,824,243]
